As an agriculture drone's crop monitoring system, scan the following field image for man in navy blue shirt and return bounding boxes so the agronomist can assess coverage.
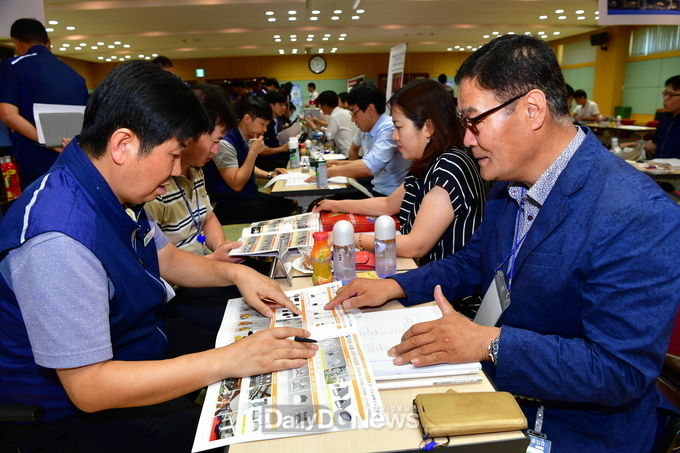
[0,18,89,188]
[651,75,680,159]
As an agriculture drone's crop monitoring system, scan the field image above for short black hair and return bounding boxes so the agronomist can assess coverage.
[389,79,463,178]
[455,35,569,118]
[263,78,279,89]
[236,95,273,122]
[151,55,173,68]
[264,90,287,105]
[666,75,680,91]
[307,82,316,89]
[347,82,386,114]
[573,89,587,99]
[10,18,48,45]
[565,84,574,98]
[193,83,236,131]
[316,90,339,109]
[79,61,210,159]
[338,92,349,104]
[437,73,448,84]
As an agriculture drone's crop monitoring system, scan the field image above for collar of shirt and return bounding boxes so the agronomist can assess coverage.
[508,126,585,238]
[367,113,392,139]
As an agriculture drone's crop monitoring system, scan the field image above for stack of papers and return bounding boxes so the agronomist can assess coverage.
[229,213,320,257]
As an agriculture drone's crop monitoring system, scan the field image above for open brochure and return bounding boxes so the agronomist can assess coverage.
[192,282,386,452]
[229,213,320,257]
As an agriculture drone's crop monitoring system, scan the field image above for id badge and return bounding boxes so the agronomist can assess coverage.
[473,271,511,326]
[527,432,552,453]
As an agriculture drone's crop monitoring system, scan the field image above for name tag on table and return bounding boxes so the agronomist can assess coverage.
[473,271,510,326]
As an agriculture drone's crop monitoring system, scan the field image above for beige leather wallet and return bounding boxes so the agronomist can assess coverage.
[413,390,527,437]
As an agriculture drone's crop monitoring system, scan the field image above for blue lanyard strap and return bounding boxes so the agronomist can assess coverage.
[495,189,529,293]
[174,177,206,244]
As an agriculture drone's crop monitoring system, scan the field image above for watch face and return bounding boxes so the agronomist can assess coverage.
[309,55,326,74]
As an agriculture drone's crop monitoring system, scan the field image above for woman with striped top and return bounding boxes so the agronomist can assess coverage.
[314,79,484,265]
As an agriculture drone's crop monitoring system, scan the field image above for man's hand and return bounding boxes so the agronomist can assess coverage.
[273,167,287,176]
[207,240,244,263]
[247,136,266,156]
[232,266,301,317]
[224,327,318,377]
[388,286,499,367]
[305,174,317,184]
[311,199,337,213]
[324,277,404,310]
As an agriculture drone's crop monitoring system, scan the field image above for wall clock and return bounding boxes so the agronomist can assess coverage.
[308,55,327,74]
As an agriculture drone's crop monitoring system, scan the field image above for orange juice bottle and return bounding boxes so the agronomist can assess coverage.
[311,231,333,285]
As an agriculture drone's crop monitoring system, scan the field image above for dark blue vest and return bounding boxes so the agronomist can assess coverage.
[0,139,168,421]
[204,127,258,200]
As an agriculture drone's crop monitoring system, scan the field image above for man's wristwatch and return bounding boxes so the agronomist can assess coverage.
[266,171,273,179]
[488,329,501,366]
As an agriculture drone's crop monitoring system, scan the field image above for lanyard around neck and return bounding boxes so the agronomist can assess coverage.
[173,176,206,244]
[495,188,529,293]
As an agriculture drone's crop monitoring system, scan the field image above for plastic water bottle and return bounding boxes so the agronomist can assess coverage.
[635,139,647,162]
[289,137,300,169]
[1,156,22,201]
[616,115,622,127]
[332,220,356,283]
[374,215,397,278]
[316,158,328,189]
[610,137,622,154]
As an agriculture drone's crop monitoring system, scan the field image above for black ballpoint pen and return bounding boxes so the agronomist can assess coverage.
[293,336,318,343]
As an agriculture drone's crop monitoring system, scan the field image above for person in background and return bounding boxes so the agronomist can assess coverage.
[572,89,600,122]
[338,91,350,110]
[0,18,88,189]
[204,95,296,224]
[255,90,290,171]
[259,77,279,96]
[565,84,575,112]
[304,90,357,157]
[307,82,319,105]
[646,75,680,159]
[438,73,455,98]
[0,61,316,453]
[144,83,247,332]
[313,79,484,265]
[327,35,680,452]
[307,81,410,198]
[230,79,253,107]
[151,55,176,74]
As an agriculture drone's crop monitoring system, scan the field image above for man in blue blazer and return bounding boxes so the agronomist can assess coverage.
[327,35,680,452]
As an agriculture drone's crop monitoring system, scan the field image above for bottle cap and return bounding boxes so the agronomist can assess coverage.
[332,220,354,246]
[289,137,298,147]
[374,215,396,240]
[313,231,329,241]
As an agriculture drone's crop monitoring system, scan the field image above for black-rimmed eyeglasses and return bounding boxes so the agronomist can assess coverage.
[457,92,529,135]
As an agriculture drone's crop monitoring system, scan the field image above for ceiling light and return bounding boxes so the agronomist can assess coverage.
[338,37,345,41]
[541,35,548,39]
[275,38,282,42]
[322,37,329,41]
[48,20,59,25]
[334,9,342,14]
[278,49,285,54]
[91,46,98,50]
[492,31,499,35]
[125,55,131,59]
[288,17,297,21]
[97,56,104,60]
[62,43,70,47]
[292,49,298,54]
[66,26,75,31]
[290,34,297,38]
[106,58,111,62]
[111,56,118,60]
[482,34,490,39]
[555,9,564,13]
[123,44,130,48]
[454,45,460,49]
[331,16,339,20]
[306,38,313,41]
[318,48,324,53]
[324,33,331,37]
[46,28,54,32]
[145,56,151,60]
[307,34,314,37]
[107,45,114,48]
[447,47,453,51]
[265,11,274,15]
[577,16,586,20]
[508,32,515,35]
[538,31,546,35]
[114,41,121,45]
[274,34,280,38]
[575,9,585,14]
[268,18,276,22]
[310,16,319,21]
[152,53,158,57]
[331,49,337,53]
[340,33,347,37]
[288,10,296,14]
[539,15,548,20]
[79,42,86,46]
[356,9,365,13]
[138,54,144,58]
[97,41,104,45]
[291,38,297,41]
[553,31,561,35]
[311,10,320,14]
[524,32,532,35]
[352,15,360,20]
[75,46,82,50]
[558,16,566,20]
[595,10,599,14]
[58,48,66,52]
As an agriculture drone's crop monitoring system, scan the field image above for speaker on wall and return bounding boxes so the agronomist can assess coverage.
[590,32,609,50]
